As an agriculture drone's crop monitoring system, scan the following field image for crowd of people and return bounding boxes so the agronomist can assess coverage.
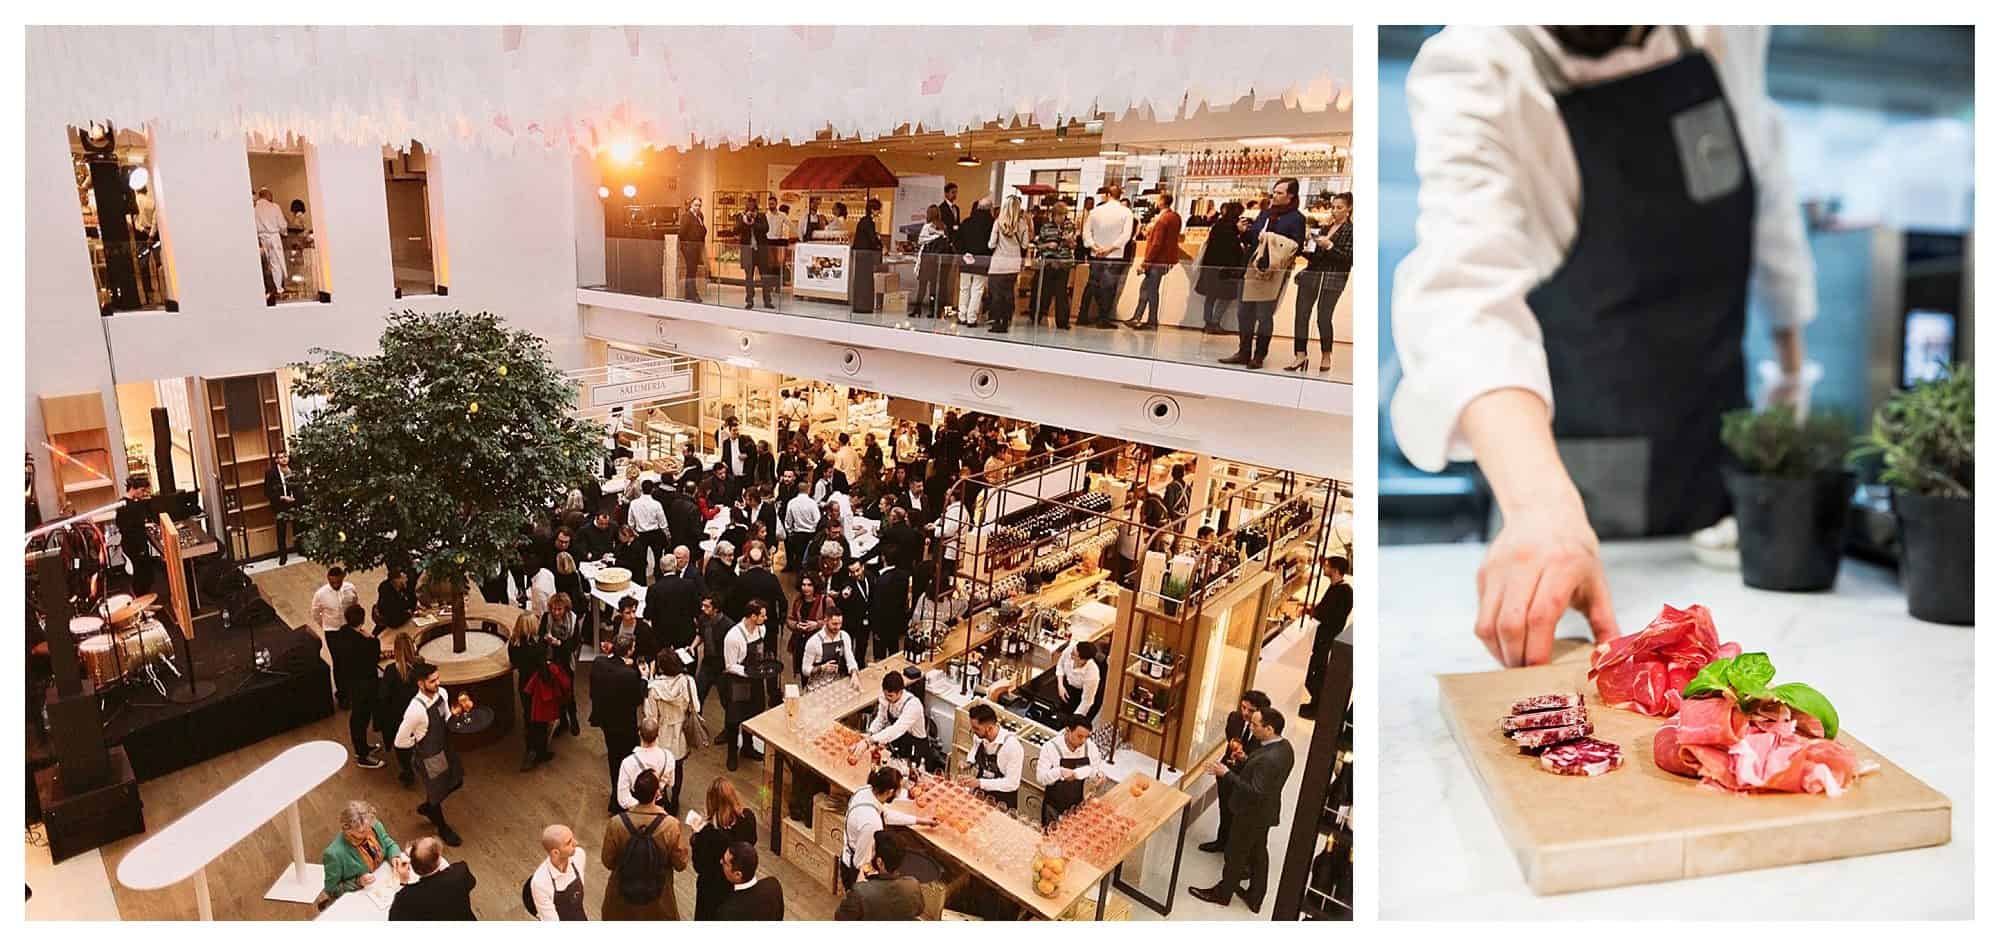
[682,175,1352,369]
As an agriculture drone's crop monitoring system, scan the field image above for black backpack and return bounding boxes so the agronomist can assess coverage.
[615,813,668,905]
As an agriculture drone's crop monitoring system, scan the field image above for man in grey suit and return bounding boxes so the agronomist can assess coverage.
[1189,706,1295,912]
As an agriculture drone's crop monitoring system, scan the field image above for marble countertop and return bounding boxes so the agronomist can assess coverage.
[1380,540,1973,920]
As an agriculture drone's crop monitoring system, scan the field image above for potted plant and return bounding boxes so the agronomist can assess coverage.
[1719,406,1854,591]
[1851,365,1974,624]
[1158,573,1189,617]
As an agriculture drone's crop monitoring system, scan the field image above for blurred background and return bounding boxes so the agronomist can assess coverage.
[1377,25,1975,544]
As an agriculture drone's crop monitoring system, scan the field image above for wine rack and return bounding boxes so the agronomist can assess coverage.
[1274,640,1354,921]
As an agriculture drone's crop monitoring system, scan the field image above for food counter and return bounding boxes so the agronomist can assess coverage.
[1379,540,1972,920]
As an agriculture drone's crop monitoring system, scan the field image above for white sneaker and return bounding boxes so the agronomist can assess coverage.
[1690,516,1740,571]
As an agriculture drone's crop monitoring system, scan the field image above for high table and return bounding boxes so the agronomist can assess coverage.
[1380,540,1973,919]
[116,741,349,918]
[743,660,1191,920]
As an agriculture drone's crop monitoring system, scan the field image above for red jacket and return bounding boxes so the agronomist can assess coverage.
[523,662,573,724]
[1141,209,1183,266]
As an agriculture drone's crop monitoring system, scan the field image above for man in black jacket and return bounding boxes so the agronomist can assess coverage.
[327,604,384,768]
[662,482,703,555]
[645,552,704,651]
[1190,707,1296,912]
[870,506,922,571]
[869,561,912,663]
[727,542,788,639]
[589,638,648,814]
[716,842,784,920]
[387,836,477,921]
[575,509,619,562]
[737,197,775,309]
[1299,556,1352,720]
[1198,689,1273,854]
[833,559,875,669]
[373,567,418,632]
[262,452,302,565]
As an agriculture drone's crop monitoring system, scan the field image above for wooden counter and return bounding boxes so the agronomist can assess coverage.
[379,602,525,687]
[744,671,1190,920]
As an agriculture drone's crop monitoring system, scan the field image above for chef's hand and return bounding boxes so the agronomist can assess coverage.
[1475,495,1619,667]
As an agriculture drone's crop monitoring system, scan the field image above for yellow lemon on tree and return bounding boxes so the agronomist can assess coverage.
[496,364,508,377]
[468,401,479,414]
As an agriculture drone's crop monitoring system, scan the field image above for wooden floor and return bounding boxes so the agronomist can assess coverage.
[95,560,844,921]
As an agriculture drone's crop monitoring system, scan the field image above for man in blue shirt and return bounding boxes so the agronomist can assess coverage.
[1220,177,1310,369]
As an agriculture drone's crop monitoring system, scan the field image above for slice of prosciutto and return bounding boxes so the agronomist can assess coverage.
[1588,604,1741,718]
[1652,696,1861,796]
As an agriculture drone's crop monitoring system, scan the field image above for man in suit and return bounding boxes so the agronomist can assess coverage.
[833,828,925,920]
[263,451,302,565]
[661,481,703,556]
[1198,689,1273,854]
[1300,556,1352,719]
[575,509,619,561]
[738,197,774,308]
[870,506,922,571]
[834,558,875,668]
[727,540,788,637]
[387,835,477,920]
[869,560,912,664]
[1189,707,1295,912]
[589,639,648,814]
[718,418,754,485]
[645,550,704,652]
[716,841,784,920]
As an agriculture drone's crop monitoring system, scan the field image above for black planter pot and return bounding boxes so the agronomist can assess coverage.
[1893,491,1975,625]
[1724,469,1854,592]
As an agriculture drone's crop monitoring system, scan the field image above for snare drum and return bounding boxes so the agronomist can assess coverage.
[78,634,123,686]
[69,615,106,640]
[134,622,174,664]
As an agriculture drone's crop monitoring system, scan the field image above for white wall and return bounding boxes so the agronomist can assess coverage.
[24,99,585,513]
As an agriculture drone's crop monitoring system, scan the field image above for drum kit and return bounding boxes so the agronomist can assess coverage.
[70,592,183,699]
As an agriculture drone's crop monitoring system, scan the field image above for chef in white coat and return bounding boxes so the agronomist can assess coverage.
[1389,26,1815,667]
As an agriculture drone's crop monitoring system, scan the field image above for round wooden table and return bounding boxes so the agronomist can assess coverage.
[382,602,527,750]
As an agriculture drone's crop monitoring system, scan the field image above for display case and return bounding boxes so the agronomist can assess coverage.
[1275,641,1354,921]
[203,372,289,561]
[697,361,779,449]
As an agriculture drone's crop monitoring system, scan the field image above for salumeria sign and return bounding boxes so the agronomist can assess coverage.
[588,367,694,408]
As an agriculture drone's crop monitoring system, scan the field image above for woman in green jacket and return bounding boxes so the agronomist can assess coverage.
[321,799,405,901]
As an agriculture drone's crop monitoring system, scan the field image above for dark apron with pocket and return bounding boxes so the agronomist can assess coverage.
[1041,750,1091,825]
[413,693,463,807]
[813,636,851,679]
[971,737,1019,811]
[1508,26,1756,538]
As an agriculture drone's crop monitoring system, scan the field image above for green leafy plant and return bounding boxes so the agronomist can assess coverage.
[1720,407,1849,477]
[287,310,603,651]
[1683,652,1839,738]
[1849,364,1974,498]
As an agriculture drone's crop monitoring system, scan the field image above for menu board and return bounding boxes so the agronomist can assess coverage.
[792,240,852,300]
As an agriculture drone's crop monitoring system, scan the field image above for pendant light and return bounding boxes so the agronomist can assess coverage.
[957,153,980,167]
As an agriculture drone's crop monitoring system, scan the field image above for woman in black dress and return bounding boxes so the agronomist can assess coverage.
[375,634,422,786]
[849,197,883,314]
[691,777,760,919]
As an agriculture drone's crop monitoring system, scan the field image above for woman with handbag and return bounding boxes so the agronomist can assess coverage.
[1195,202,1248,335]
[850,197,884,314]
[643,650,702,814]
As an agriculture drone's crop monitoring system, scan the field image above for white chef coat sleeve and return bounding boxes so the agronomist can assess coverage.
[1037,741,1065,784]
[723,630,747,676]
[1388,29,1564,472]
[803,635,824,668]
[1085,739,1106,779]
[871,698,918,744]
[850,806,884,867]
[840,633,859,674]
[1707,26,1816,332]
[393,697,427,749]
[530,864,559,921]
[882,804,920,827]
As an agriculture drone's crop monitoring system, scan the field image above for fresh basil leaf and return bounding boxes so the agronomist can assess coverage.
[1683,656,1734,699]
[1725,652,1776,701]
[1769,682,1840,739]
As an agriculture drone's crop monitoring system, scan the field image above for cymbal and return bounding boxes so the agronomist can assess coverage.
[107,593,158,625]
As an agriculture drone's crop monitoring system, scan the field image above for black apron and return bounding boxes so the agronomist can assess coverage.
[878,697,927,761]
[550,863,587,920]
[412,692,464,807]
[971,735,1019,810]
[727,633,773,712]
[1510,26,1755,538]
[811,634,852,680]
[1041,747,1092,825]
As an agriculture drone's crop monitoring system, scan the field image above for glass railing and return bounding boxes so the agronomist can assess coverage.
[583,236,1352,383]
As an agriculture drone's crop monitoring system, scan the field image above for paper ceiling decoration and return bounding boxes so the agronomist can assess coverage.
[27,25,1348,153]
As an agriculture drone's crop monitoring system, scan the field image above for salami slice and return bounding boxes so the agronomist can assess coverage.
[1539,737,1624,777]
[1511,721,1593,750]
[1508,692,1586,715]
[1502,706,1591,733]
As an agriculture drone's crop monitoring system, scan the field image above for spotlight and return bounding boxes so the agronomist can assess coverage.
[597,185,611,199]
[622,184,638,199]
[127,166,149,190]
[609,139,639,164]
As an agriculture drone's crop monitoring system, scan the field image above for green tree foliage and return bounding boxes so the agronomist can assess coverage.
[285,310,602,646]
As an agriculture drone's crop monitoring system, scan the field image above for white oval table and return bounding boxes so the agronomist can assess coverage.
[115,740,349,919]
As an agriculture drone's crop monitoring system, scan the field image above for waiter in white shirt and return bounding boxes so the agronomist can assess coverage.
[393,662,465,846]
[626,481,670,571]
[253,187,289,300]
[1053,640,1102,721]
[528,824,587,920]
[1390,26,1815,667]
[802,612,860,680]
[312,566,361,704]
[839,767,936,891]
[720,599,775,770]
[859,670,928,761]
[961,703,1025,810]
[1036,713,1106,825]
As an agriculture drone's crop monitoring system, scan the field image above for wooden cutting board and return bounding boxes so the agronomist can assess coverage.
[1439,651,1952,895]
